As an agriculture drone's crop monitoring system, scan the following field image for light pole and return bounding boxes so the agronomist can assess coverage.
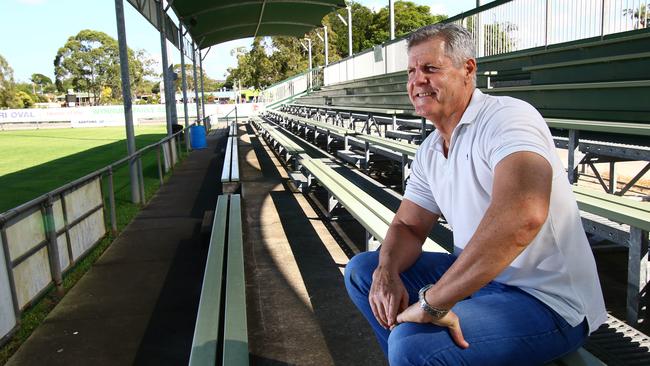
[315,26,328,66]
[389,0,395,40]
[301,38,313,88]
[336,7,352,57]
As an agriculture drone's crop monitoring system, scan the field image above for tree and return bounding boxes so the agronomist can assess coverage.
[54,29,144,105]
[15,91,34,108]
[225,1,449,90]
[366,1,447,47]
[30,73,56,94]
[0,54,21,109]
[624,4,648,29]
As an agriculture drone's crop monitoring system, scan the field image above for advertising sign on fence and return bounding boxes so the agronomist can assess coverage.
[0,103,265,128]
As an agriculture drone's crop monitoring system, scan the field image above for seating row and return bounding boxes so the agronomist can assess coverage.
[221,121,240,193]
[190,121,247,365]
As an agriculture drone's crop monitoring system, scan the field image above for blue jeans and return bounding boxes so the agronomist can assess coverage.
[344,251,588,366]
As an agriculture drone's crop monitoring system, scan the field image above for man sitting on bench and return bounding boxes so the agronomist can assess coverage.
[345,23,607,365]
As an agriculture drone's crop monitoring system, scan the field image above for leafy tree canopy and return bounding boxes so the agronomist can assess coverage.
[54,29,146,105]
[225,1,447,90]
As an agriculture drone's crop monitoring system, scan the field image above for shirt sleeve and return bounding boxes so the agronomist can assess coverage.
[484,103,553,171]
[403,143,442,215]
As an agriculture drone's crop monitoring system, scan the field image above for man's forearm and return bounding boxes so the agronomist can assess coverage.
[377,221,428,274]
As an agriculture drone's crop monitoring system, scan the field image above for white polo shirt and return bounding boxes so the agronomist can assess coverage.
[404,89,607,333]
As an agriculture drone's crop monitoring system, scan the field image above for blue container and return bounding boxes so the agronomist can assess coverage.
[190,125,207,149]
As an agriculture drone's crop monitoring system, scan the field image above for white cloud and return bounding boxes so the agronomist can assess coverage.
[17,0,47,5]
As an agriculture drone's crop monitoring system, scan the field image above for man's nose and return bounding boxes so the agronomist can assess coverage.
[412,69,428,85]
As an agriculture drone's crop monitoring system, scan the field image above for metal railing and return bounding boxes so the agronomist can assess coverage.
[223,106,238,126]
[0,122,196,345]
[319,0,649,85]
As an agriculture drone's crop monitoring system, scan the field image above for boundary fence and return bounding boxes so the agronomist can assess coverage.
[0,121,199,345]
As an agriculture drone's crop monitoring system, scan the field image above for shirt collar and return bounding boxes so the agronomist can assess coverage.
[457,88,486,127]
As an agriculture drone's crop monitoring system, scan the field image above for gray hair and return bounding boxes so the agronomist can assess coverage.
[407,23,475,67]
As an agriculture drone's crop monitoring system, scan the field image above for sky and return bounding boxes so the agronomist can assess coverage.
[0,0,482,84]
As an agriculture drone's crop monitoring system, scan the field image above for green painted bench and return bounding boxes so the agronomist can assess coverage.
[221,121,240,193]
[269,110,356,152]
[189,194,248,366]
[573,185,650,325]
[300,158,446,253]
[252,116,306,170]
[546,118,650,191]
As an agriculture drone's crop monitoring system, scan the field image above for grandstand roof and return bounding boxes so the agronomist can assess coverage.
[172,0,346,49]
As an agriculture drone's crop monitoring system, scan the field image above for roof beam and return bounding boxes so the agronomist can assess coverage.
[194,21,318,39]
[253,0,268,38]
[184,0,339,19]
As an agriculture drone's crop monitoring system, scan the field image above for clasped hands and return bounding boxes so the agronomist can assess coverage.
[369,269,469,349]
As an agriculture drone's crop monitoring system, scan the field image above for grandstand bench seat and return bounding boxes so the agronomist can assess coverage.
[573,186,650,324]
[189,194,248,366]
[221,121,240,193]
[251,116,306,170]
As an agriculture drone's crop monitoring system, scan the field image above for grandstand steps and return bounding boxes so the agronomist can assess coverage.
[349,81,407,95]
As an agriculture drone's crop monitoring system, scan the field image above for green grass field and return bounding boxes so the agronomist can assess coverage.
[0,125,168,212]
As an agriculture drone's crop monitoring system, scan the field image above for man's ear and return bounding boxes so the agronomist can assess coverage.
[464,58,477,83]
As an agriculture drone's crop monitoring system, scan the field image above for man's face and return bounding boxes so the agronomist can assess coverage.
[406,37,473,122]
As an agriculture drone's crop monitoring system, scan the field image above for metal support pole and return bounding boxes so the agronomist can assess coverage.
[157,0,173,136]
[609,161,617,194]
[0,223,20,321]
[389,0,395,40]
[137,157,146,204]
[420,118,427,141]
[192,43,201,123]
[307,38,312,90]
[156,146,164,185]
[114,0,140,204]
[627,227,649,324]
[324,25,329,66]
[567,129,579,184]
[179,24,191,150]
[107,167,118,235]
[347,6,353,57]
[199,51,206,124]
[44,196,64,296]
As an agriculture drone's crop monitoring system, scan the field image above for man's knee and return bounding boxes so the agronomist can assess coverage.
[388,323,459,366]
[344,251,378,292]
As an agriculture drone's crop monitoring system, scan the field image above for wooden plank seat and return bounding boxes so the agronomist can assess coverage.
[572,185,650,324]
[251,116,305,170]
[221,122,240,194]
[189,194,248,366]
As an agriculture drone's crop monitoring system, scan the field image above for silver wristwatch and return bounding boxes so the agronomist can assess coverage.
[418,284,449,319]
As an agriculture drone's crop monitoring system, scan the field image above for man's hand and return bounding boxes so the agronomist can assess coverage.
[396,304,469,349]
[369,268,409,329]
